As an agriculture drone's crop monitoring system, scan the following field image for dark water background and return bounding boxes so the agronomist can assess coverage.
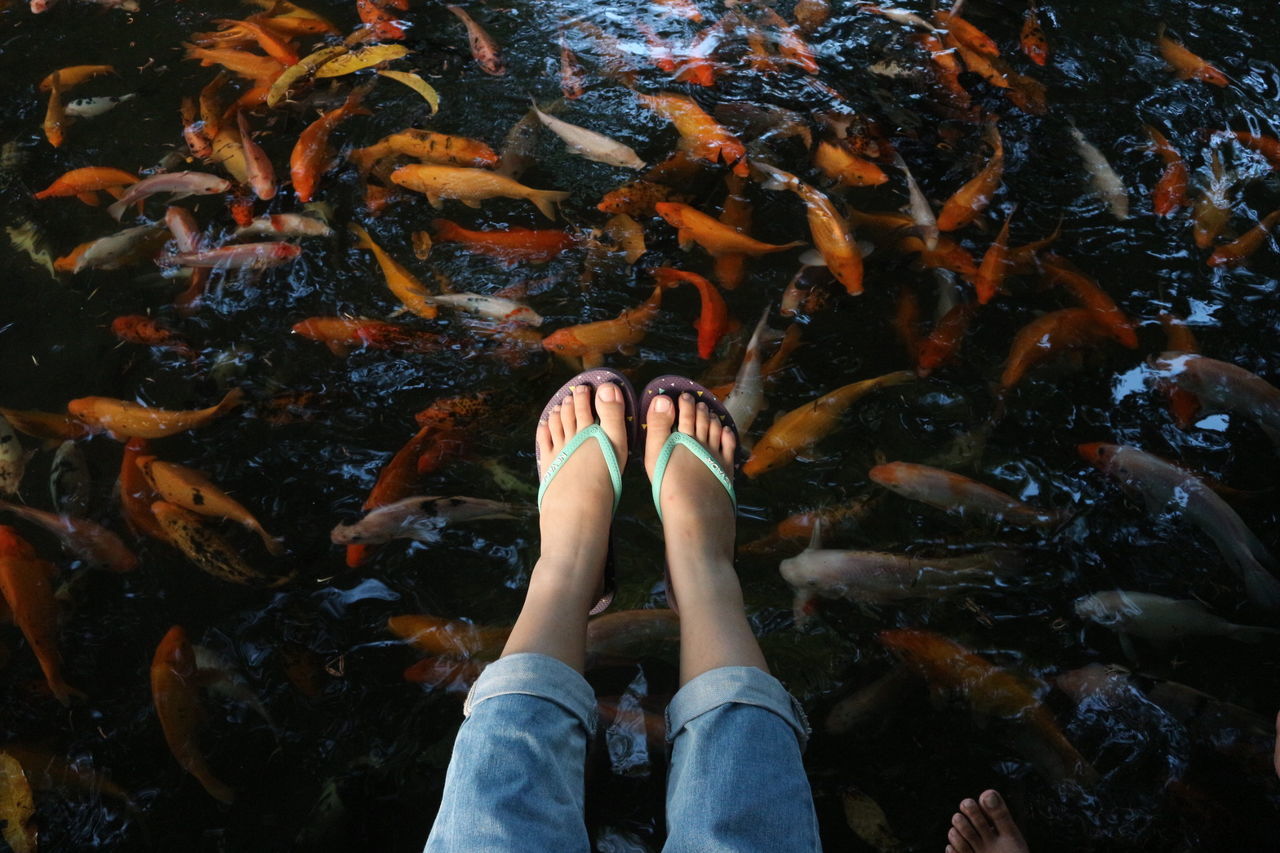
[1,0,1279,850]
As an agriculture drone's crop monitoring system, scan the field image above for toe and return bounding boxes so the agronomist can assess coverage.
[719,427,737,469]
[959,799,992,842]
[595,383,627,460]
[707,417,721,455]
[572,384,593,430]
[953,811,982,846]
[644,394,675,478]
[676,392,696,435]
[694,400,710,443]
[536,421,553,475]
[548,405,565,446]
[979,790,1021,840]
[559,392,577,436]
[946,827,974,853]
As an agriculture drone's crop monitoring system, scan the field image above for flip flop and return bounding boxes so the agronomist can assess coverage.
[639,375,741,611]
[536,368,639,615]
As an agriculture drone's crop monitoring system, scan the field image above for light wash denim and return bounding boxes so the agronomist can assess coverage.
[425,652,821,853]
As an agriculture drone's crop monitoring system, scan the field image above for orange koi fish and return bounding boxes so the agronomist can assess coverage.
[974,210,1014,304]
[1207,209,1280,268]
[935,10,999,57]
[1038,254,1137,348]
[585,609,680,670]
[1004,221,1062,274]
[999,307,1109,395]
[151,626,234,803]
[391,164,569,219]
[0,409,89,442]
[540,281,672,364]
[432,219,573,264]
[794,0,830,34]
[655,201,804,257]
[813,140,888,188]
[755,162,863,294]
[671,17,723,87]
[349,224,438,320]
[897,234,981,282]
[743,372,915,477]
[43,72,66,148]
[1159,312,1199,355]
[110,315,196,359]
[200,18,299,66]
[655,268,735,359]
[1192,150,1232,249]
[67,388,243,440]
[120,439,168,544]
[636,93,748,176]
[880,629,1095,783]
[0,526,84,706]
[346,424,436,568]
[356,0,407,40]
[1157,25,1227,87]
[937,120,1003,231]
[759,7,819,74]
[636,20,677,74]
[447,5,505,75]
[597,180,690,217]
[713,173,752,290]
[559,32,587,99]
[183,45,284,85]
[917,303,977,377]
[1144,124,1188,216]
[0,500,138,573]
[1020,2,1049,66]
[292,317,448,356]
[237,111,276,201]
[38,64,114,91]
[387,614,510,657]
[33,167,137,204]
[403,656,484,693]
[291,89,367,202]
[1223,131,1280,169]
[136,457,283,555]
[869,462,1064,527]
[894,286,923,360]
[350,130,499,172]
[914,32,973,112]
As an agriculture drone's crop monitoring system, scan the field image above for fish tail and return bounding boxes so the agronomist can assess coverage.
[216,387,245,416]
[348,223,374,250]
[530,190,570,220]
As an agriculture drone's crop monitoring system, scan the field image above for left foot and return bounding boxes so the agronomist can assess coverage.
[946,790,1029,853]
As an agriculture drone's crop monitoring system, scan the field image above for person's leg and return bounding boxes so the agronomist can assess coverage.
[424,383,628,853]
[946,790,1030,853]
[644,391,820,853]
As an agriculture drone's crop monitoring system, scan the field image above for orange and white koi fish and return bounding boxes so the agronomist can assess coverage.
[655,201,803,257]
[1207,209,1280,268]
[428,292,543,326]
[1144,124,1188,216]
[391,164,569,219]
[151,625,235,803]
[869,462,1065,527]
[136,457,283,555]
[291,90,367,202]
[744,372,915,477]
[1156,25,1228,87]
[879,629,1096,783]
[998,308,1109,395]
[655,267,735,359]
[387,614,510,657]
[0,526,84,706]
[937,120,1003,231]
[33,167,137,204]
[446,5,505,75]
[169,242,302,270]
[432,219,573,264]
[754,162,863,294]
[106,172,230,221]
[0,500,137,572]
[292,317,449,356]
[636,93,748,177]
[0,409,89,442]
[67,388,243,440]
[346,424,434,568]
[356,0,407,40]
[1149,352,1280,444]
[540,281,672,364]
[1037,254,1137,348]
[334,496,527,546]
[349,224,439,320]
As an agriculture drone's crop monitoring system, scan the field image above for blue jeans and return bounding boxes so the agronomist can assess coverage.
[425,653,821,852]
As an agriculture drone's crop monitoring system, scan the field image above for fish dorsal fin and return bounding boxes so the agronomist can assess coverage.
[807,518,824,551]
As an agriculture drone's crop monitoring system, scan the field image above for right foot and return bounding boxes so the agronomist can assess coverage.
[643,391,738,586]
[946,790,1029,853]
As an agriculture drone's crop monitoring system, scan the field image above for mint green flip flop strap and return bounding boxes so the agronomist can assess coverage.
[651,432,736,522]
[537,423,623,514]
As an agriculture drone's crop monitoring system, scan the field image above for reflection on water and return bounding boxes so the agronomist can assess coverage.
[0,0,1278,850]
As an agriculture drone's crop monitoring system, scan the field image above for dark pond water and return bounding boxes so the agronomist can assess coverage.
[1,0,1278,850]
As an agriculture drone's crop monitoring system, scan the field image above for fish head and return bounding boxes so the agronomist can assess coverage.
[539,328,581,356]
[652,202,684,226]
[866,462,900,486]
[1076,442,1116,471]
[156,624,197,676]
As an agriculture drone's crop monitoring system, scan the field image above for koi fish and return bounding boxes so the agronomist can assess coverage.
[1222,131,1280,170]
[136,457,283,555]
[313,45,411,78]
[654,267,735,359]
[43,72,66,148]
[354,129,499,170]
[0,526,84,706]
[879,628,1096,784]
[758,7,820,74]
[332,496,529,546]
[917,302,977,376]
[0,417,24,497]
[346,424,437,568]
[69,225,168,273]
[600,213,647,265]
[291,90,367,203]
[894,286,923,360]
[291,317,449,356]
[0,409,89,443]
[169,242,302,270]
[67,388,243,440]
[1207,209,1280,268]
[712,174,751,289]
[1020,1,1049,66]
[236,111,276,201]
[390,164,569,220]
[540,281,672,363]
[388,614,510,658]
[1078,443,1280,609]
[597,180,690,217]
[38,64,114,91]
[48,440,90,516]
[636,93,748,176]
[973,210,1013,304]
[0,500,137,572]
[1148,352,1280,443]
[163,207,210,312]
[446,5,505,75]
[723,309,775,434]
[1069,125,1129,220]
[64,94,135,119]
[1038,254,1137,348]
[356,0,406,40]
[106,172,230,221]
[183,45,284,85]
[894,154,938,252]
[531,101,645,170]
[585,609,680,670]
[744,372,915,477]
[937,120,1003,232]
[0,752,37,853]
[33,166,137,204]
[152,501,288,587]
[869,462,1065,528]
[824,668,916,737]
[196,17,300,66]
[427,291,543,326]
[794,0,830,34]
[754,162,863,295]
[235,213,333,239]
[1144,124,1188,216]
[432,219,572,264]
[559,32,587,99]
[120,439,167,543]
[1156,25,1227,87]
[348,224,439,320]
[150,626,234,803]
[813,140,888,188]
[999,308,1110,395]
[935,10,999,57]
[1075,591,1278,643]
[1192,149,1233,249]
[656,201,803,258]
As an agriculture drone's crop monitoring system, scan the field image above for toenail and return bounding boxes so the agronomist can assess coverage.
[598,384,617,402]
[655,396,672,412]
[981,791,1001,808]
[697,401,707,411]
[680,392,693,402]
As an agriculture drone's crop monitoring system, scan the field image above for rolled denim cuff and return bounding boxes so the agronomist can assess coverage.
[665,665,811,749]
[462,652,598,734]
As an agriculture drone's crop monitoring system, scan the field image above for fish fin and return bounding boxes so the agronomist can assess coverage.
[677,228,694,251]
[1118,632,1140,665]
[325,341,350,357]
[106,197,129,221]
[1241,560,1280,610]
[427,192,443,209]
[76,192,101,207]
[582,352,606,368]
[461,198,482,209]
[807,518,824,550]
[530,190,569,221]
[798,248,827,267]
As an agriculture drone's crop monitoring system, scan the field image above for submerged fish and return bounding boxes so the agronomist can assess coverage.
[869,462,1066,528]
[137,457,283,555]
[0,500,137,572]
[656,201,804,257]
[754,162,863,294]
[0,417,25,497]
[530,101,645,170]
[1075,590,1279,643]
[330,495,530,545]
[68,389,243,440]
[1069,125,1129,220]
[106,171,230,221]
[446,4,505,75]
[48,440,90,516]
[0,526,84,705]
[150,626,234,803]
[391,164,569,220]
[151,501,289,587]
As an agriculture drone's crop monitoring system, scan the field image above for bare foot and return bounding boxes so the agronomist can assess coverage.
[947,790,1029,853]
[534,383,628,594]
